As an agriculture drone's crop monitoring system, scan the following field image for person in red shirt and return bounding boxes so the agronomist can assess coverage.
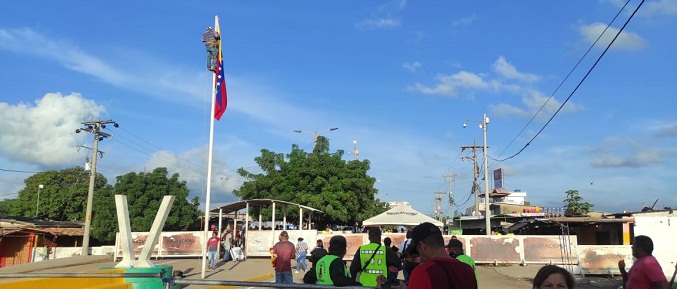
[399,222,477,289]
[618,235,668,289]
[273,231,296,286]
[206,231,220,270]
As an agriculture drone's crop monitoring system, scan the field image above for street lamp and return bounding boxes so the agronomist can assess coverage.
[352,140,359,160]
[464,113,491,235]
[36,184,44,218]
[293,127,339,148]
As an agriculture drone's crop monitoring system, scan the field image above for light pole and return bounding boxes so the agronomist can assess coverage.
[464,113,491,235]
[36,184,44,218]
[352,140,359,160]
[293,127,339,148]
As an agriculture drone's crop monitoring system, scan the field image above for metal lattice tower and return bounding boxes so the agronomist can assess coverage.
[433,192,445,221]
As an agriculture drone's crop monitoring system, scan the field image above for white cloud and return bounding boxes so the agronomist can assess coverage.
[379,0,406,11]
[409,57,586,119]
[144,148,244,205]
[0,92,105,166]
[0,28,205,106]
[403,61,422,72]
[355,18,401,30]
[0,28,129,86]
[408,71,490,97]
[644,0,677,15]
[452,15,477,28]
[356,0,406,30]
[589,137,662,168]
[655,122,677,137]
[489,90,583,118]
[492,56,539,83]
[578,23,646,50]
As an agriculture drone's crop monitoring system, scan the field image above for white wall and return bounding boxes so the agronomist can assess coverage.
[633,213,677,278]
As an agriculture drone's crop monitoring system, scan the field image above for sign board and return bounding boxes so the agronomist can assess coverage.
[493,168,503,189]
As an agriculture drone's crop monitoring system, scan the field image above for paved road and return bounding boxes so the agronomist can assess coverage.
[0,255,622,289]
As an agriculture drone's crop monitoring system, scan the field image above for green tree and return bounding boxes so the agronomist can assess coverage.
[11,167,109,221]
[109,167,202,234]
[234,136,386,226]
[0,199,17,215]
[563,189,594,217]
[6,166,201,244]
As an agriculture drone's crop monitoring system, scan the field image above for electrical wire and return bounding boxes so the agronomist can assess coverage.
[494,0,644,162]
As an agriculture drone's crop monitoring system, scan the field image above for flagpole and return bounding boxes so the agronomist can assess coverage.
[200,15,219,280]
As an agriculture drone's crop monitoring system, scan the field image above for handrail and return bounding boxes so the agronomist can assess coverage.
[172,279,370,289]
[0,272,162,278]
[0,272,373,289]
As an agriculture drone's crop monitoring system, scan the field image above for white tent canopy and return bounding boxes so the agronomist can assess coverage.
[362,204,444,227]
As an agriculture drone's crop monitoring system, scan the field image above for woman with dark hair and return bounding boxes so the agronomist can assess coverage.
[532,265,575,289]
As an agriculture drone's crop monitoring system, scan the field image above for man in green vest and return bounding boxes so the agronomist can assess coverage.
[447,238,477,279]
[302,235,362,286]
[350,227,402,287]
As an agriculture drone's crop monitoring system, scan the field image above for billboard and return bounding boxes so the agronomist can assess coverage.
[493,168,503,189]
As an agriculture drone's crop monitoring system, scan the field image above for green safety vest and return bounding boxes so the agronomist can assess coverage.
[315,255,349,285]
[456,254,477,280]
[358,243,387,287]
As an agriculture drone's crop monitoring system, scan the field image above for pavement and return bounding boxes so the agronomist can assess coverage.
[0,255,306,288]
[0,255,625,289]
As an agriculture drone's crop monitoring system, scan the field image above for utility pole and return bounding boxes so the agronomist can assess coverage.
[433,192,445,221]
[294,127,338,151]
[461,140,484,216]
[76,119,118,255]
[36,184,44,218]
[463,114,491,235]
[481,114,490,235]
[444,173,456,220]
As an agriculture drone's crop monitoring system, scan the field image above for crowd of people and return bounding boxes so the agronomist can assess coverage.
[205,226,246,269]
[210,222,670,289]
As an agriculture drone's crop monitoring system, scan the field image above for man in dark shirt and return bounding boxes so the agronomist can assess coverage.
[303,235,361,286]
[309,239,328,267]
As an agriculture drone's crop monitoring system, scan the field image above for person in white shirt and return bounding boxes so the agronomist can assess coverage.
[398,230,413,283]
[221,229,233,262]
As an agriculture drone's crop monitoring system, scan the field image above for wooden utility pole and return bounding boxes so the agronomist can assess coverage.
[461,140,485,216]
[444,173,456,219]
[76,120,117,255]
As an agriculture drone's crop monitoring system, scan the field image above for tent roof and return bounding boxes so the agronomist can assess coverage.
[362,204,443,227]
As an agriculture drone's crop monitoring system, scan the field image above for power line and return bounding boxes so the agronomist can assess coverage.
[494,0,644,162]
[0,168,41,173]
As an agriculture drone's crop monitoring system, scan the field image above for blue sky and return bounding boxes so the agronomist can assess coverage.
[1,1,676,217]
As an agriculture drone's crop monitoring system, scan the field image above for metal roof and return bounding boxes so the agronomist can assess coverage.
[0,216,83,228]
[209,199,323,214]
[0,227,84,236]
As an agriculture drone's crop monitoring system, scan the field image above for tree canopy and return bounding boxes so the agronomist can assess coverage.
[10,167,109,222]
[6,166,201,243]
[106,167,202,235]
[563,189,594,217]
[233,136,386,226]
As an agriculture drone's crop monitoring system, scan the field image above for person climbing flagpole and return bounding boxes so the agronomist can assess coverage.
[201,15,227,279]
